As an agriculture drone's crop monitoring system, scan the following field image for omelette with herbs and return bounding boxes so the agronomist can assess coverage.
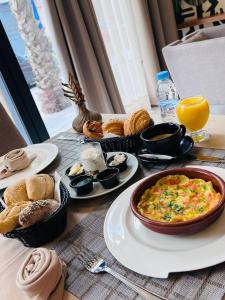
[137,175,221,222]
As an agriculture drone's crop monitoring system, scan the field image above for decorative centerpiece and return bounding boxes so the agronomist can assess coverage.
[62,73,102,133]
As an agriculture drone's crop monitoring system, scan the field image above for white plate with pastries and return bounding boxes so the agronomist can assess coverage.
[62,152,139,199]
[0,143,58,190]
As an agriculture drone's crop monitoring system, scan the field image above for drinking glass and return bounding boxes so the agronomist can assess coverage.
[176,96,209,142]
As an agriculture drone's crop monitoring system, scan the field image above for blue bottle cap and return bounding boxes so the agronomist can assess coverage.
[156,71,169,81]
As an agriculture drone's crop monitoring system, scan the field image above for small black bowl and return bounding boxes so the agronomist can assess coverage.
[96,167,120,189]
[107,153,128,172]
[70,175,93,195]
[65,165,85,181]
[140,123,186,156]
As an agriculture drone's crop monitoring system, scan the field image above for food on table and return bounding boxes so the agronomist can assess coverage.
[19,199,59,228]
[80,144,106,175]
[68,163,84,176]
[0,148,36,179]
[102,119,124,136]
[83,120,103,139]
[4,179,29,206]
[26,174,54,201]
[124,109,151,135]
[137,175,221,223]
[108,153,126,166]
[149,133,172,141]
[83,109,151,139]
[0,201,30,233]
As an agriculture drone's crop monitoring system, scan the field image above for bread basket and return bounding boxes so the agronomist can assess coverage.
[0,182,69,247]
[84,119,154,153]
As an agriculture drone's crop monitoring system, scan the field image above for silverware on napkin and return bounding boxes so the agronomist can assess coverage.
[138,153,225,163]
[77,249,167,300]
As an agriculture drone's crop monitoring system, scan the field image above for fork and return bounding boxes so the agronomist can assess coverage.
[76,248,167,300]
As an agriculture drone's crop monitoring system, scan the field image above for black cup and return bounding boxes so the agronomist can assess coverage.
[96,167,120,189]
[140,123,186,155]
[107,154,128,172]
[70,175,93,195]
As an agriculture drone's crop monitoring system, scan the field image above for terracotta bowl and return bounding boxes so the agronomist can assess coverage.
[130,168,225,235]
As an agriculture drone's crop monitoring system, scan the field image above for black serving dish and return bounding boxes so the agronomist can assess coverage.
[65,165,85,181]
[96,167,120,189]
[140,123,186,156]
[107,153,128,172]
[0,182,69,247]
[70,175,93,195]
[84,119,154,153]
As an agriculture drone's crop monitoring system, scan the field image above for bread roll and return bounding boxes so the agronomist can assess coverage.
[83,121,103,139]
[124,109,151,135]
[4,179,29,206]
[102,119,124,136]
[26,174,54,201]
[0,201,30,233]
[19,199,59,228]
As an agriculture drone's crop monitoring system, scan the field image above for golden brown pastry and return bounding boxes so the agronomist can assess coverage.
[83,121,103,139]
[19,199,59,228]
[4,179,29,206]
[102,119,124,136]
[0,201,30,233]
[124,109,151,135]
[26,174,54,201]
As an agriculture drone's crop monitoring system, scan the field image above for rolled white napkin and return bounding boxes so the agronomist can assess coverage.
[16,248,67,300]
[0,149,36,179]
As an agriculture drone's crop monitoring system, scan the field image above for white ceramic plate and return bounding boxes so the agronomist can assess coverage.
[62,152,138,199]
[104,165,225,278]
[0,143,58,190]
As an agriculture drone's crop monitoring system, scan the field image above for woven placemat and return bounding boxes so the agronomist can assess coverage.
[51,132,225,300]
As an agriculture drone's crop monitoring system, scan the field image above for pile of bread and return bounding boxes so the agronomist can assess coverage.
[0,174,59,234]
[83,109,152,139]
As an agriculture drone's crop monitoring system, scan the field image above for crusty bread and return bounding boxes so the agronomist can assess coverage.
[124,109,151,135]
[19,199,59,228]
[26,174,54,201]
[0,201,30,233]
[4,179,29,206]
[102,119,124,136]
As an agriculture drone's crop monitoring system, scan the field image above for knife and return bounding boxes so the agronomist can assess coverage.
[138,153,225,163]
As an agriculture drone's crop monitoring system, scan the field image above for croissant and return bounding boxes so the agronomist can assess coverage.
[83,121,103,139]
[124,109,151,135]
[102,119,124,136]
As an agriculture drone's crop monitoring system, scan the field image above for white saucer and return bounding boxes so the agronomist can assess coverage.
[104,165,225,278]
[62,152,138,199]
[0,143,58,190]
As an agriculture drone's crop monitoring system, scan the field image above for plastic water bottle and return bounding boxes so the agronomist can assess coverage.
[156,71,178,122]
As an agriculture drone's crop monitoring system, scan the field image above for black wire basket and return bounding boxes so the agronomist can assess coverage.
[0,182,69,247]
[84,119,154,153]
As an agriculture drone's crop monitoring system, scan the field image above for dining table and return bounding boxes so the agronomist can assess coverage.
[1,106,225,300]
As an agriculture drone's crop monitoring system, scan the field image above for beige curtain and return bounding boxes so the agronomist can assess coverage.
[45,0,125,114]
[146,0,179,68]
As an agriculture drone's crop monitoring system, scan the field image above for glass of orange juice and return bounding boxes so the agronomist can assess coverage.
[176,96,209,142]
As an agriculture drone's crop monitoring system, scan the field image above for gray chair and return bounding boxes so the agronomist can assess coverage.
[162,25,225,104]
[0,103,26,156]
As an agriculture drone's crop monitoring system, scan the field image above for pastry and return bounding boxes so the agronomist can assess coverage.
[124,109,151,135]
[26,174,54,201]
[102,119,124,136]
[4,179,29,206]
[0,201,30,233]
[19,199,59,228]
[83,121,103,139]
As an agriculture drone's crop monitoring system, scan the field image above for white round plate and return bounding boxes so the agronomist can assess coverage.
[104,165,225,278]
[62,152,138,199]
[0,143,58,190]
